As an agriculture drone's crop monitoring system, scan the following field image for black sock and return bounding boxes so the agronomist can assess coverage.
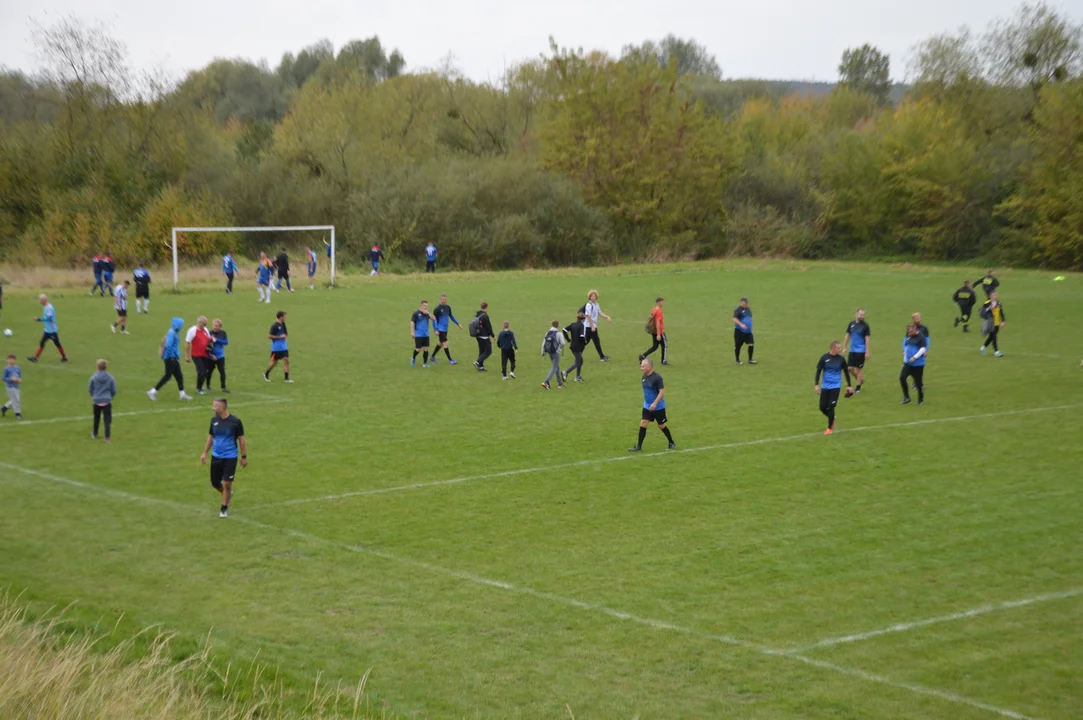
[748,346,754,361]
[443,347,452,360]
[827,409,835,428]
[856,384,861,390]
[284,372,289,380]
[264,371,269,379]
[220,504,228,512]
[637,426,647,447]
[734,348,741,362]
[423,351,429,363]
[413,349,419,358]
[662,426,674,442]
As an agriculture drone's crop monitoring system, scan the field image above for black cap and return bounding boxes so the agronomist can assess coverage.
[740,296,749,302]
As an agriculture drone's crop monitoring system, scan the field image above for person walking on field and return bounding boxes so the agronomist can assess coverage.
[148,317,193,401]
[305,247,318,289]
[842,309,870,393]
[814,341,853,435]
[899,324,928,406]
[111,280,131,335]
[256,253,273,303]
[640,298,668,365]
[975,269,1000,298]
[276,248,293,292]
[410,300,436,368]
[582,290,612,362]
[207,318,230,393]
[89,359,117,442]
[431,293,463,365]
[90,252,105,296]
[733,297,756,365]
[497,321,518,379]
[222,252,239,295]
[185,316,214,395]
[369,244,385,276]
[101,251,116,296]
[2,353,22,419]
[472,302,495,372]
[629,358,675,451]
[133,262,151,313]
[265,310,292,382]
[27,294,68,363]
[541,320,566,390]
[200,397,248,519]
[562,312,588,383]
[979,291,1006,357]
[953,280,976,332]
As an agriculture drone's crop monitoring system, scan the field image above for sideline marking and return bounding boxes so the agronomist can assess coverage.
[783,589,1083,653]
[249,403,1083,510]
[0,399,285,429]
[28,363,282,401]
[1,462,1051,720]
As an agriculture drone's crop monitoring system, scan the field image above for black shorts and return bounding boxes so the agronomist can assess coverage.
[271,350,289,360]
[642,407,669,425]
[210,456,238,489]
[116,309,127,317]
[848,352,866,368]
[414,336,430,349]
[437,331,448,343]
[135,288,149,299]
[734,329,754,346]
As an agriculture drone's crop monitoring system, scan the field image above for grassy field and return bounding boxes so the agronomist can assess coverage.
[1,260,1081,719]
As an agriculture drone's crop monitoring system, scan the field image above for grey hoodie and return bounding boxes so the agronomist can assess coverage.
[89,371,117,405]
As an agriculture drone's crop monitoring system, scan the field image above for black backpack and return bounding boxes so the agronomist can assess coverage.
[543,329,559,354]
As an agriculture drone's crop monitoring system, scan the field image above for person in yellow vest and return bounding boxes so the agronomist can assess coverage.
[979,291,1006,358]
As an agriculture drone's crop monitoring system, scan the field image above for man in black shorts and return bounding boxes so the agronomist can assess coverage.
[265,310,291,382]
[133,263,151,314]
[200,397,247,518]
[842,308,870,392]
[629,358,675,451]
[733,297,756,365]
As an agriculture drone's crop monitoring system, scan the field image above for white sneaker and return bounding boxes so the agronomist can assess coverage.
[180,392,193,401]
[510,372,516,379]
[219,509,228,518]
[146,388,157,401]
[111,325,116,334]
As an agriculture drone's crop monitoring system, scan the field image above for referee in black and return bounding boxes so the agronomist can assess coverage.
[199,397,247,518]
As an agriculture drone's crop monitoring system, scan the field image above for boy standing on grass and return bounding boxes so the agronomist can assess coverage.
[562,312,588,383]
[112,280,130,334]
[497,321,517,379]
[28,294,68,363]
[265,311,292,383]
[133,263,151,314]
[1,354,22,419]
[541,320,565,390]
[629,359,675,451]
[89,359,117,442]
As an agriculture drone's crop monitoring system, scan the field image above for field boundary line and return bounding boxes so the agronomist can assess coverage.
[1,460,1042,720]
[28,363,283,401]
[0,399,286,429]
[782,589,1083,654]
[249,403,1083,510]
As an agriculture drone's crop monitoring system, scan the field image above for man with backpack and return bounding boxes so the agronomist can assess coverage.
[562,312,588,383]
[639,297,668,365]
[470,302,495,372]
[541,320,566,390]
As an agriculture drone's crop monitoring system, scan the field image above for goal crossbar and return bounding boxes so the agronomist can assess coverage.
[170,225,336,291]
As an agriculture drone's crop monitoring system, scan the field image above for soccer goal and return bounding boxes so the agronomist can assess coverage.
[170,225,337,291]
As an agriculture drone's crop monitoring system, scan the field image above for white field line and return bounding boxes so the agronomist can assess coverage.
[248,403,1083,510]
[1,461,1045,720]
[28,363,283,401]
[783,589,1083,654]
[0,399,285,429]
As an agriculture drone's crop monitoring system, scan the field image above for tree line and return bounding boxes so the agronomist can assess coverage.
[0,3,1081,270]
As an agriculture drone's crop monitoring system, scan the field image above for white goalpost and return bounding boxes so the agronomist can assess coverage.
[170,225,336,291]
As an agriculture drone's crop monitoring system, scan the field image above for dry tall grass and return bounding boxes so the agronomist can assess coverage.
[0,594,384,719]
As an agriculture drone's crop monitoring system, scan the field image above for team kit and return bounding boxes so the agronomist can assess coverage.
[2,249,1011,516]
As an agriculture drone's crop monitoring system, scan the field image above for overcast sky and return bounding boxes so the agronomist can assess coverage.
[0,0,1049,83]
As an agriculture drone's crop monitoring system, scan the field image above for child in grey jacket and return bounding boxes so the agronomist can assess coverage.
[541,320,566,389]
[89,358,117,441]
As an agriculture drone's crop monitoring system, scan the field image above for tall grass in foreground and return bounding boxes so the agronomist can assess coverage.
[0,594,384,719]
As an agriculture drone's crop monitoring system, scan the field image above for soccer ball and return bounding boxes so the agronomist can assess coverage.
[2,329,12,337]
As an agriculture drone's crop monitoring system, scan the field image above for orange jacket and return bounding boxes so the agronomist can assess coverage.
[650,306,664,334]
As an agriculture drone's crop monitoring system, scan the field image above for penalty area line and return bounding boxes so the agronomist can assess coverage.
[0,460,1043,720]
[248,402,1083,511]
[0,399,286,429]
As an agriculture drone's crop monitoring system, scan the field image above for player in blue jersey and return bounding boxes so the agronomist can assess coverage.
[90,253,105,296]
[369,244,385,276]
[733,297,756,365]
[28,294,68,363]
[410,300,436,367]
[256,253,273,303]
[222,252,239,295]
[148,317,193,401]
[841,309,871,393]
[899,324,928,405]
[101,252,115,296]
[207,318,230,392]
[424,242,437,273]
[430,293,462,364]
[200,397,247,518]
[265,311,291,382]
[2,353,22,419]
[629,358,675,451]
[814,341,853,435]
[305,246,318,289]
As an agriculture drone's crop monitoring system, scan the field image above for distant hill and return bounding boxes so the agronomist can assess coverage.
[760,80,910,105]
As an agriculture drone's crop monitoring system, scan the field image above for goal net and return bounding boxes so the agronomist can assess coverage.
[170,225,337,291]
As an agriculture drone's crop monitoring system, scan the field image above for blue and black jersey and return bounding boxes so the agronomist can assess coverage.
[815,353,851,390]
[642,371,666,410]
[209,413,244,459]
[369,248,385,264]
[432,304,458,332]
[846,320,870,353]
[269,321,288,352]
[733,306,753,334]
[425,245,437,262]
[903,333,928,367]
[411,310,431,338]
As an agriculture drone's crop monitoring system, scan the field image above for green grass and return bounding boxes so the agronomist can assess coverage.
[1,260,1081,719]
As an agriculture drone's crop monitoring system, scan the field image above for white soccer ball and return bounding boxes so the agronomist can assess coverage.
[2,329,12,337]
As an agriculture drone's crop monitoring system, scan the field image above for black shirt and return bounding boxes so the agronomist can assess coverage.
[733,306,752,334]
[208,413,245,459]
[133,269,151,292]
[476,311,494,339]
[276,252,289,271]
[433,303,456,328]
[976,275,1000,296]
[815,353,851,388]
[915,323,930,340]
[563,321,587,351]
[953,286,976,305]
